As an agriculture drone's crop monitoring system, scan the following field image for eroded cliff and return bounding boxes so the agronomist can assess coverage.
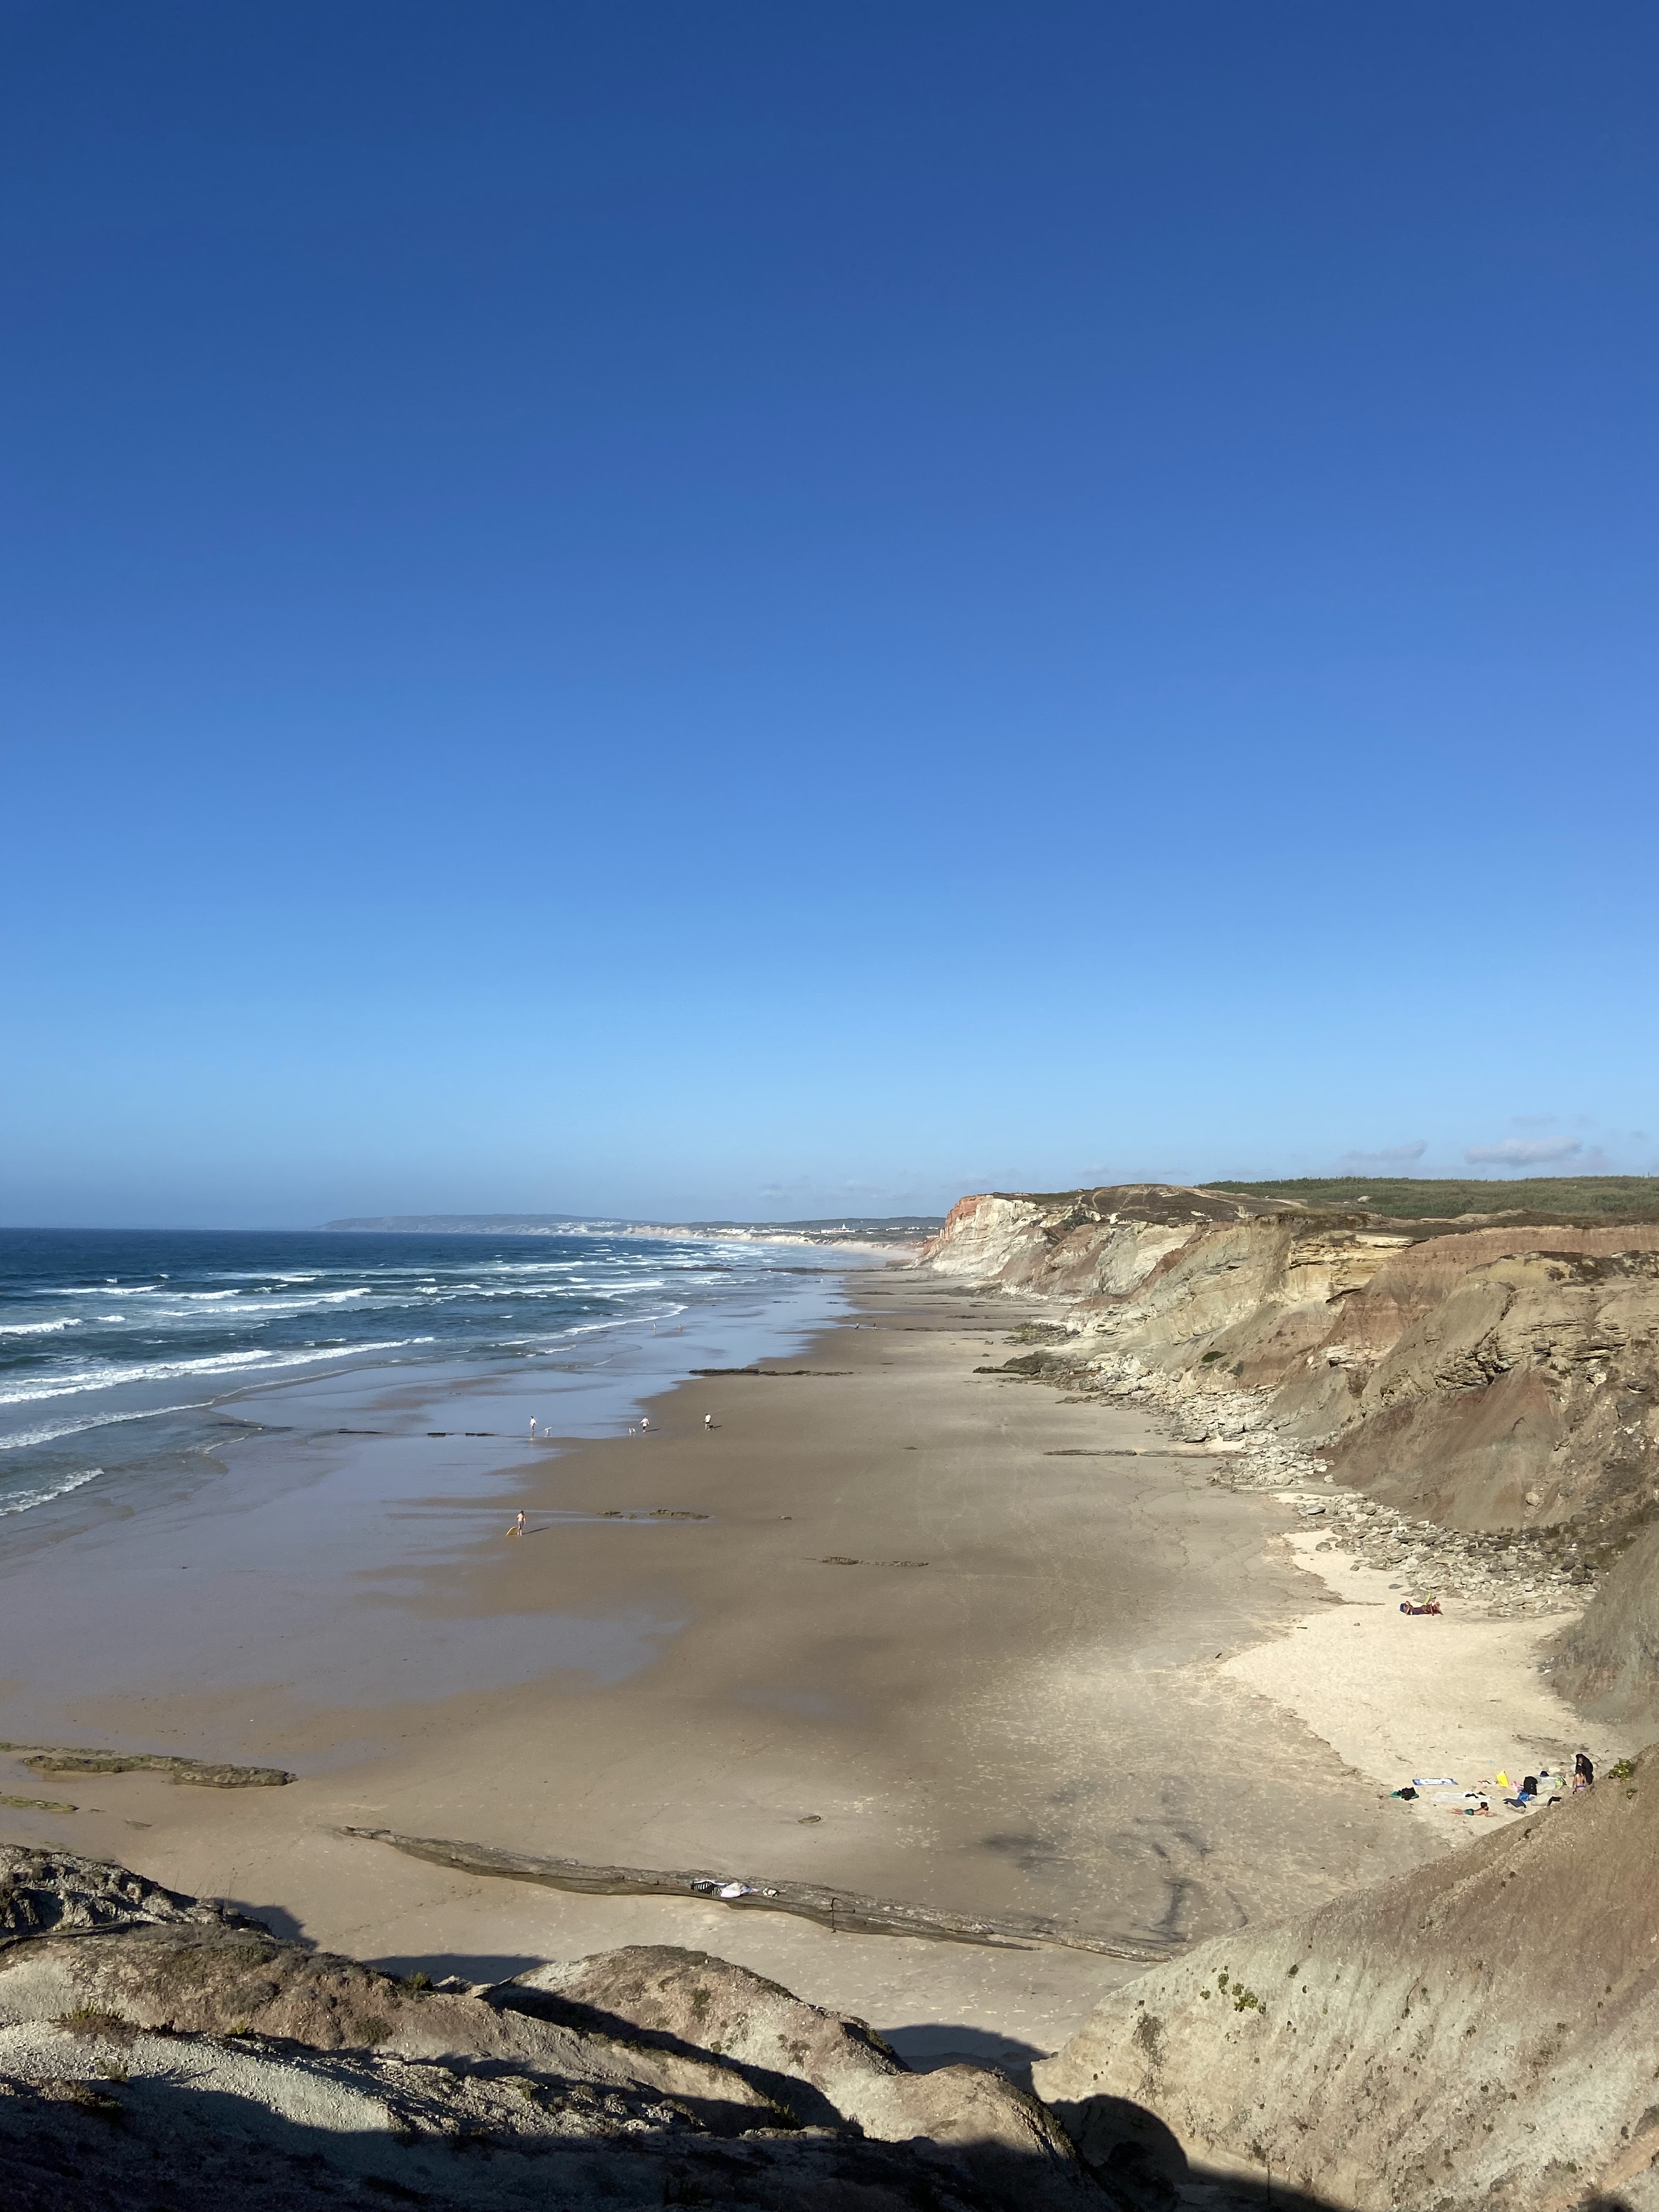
[921,1183,1659,1714]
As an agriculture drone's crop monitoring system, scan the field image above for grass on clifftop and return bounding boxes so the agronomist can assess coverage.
[1202,1176,1659,1221]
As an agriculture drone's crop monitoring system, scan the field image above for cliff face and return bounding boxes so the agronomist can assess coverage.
[1034,1746,1659,2212]
[921,1187,1659,1712]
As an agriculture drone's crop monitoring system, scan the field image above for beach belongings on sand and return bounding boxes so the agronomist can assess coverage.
[1400,1599,1442,1614]
[1392,1786,1419,1800]
[1503,1773,1561,1810]
[1413,1776,1456,1787]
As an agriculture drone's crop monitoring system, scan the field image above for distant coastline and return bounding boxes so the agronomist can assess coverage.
[318,1212,941,1252]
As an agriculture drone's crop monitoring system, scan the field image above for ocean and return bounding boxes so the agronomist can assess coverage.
[0,1226,860,1528]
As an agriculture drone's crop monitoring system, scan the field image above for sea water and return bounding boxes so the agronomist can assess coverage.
[0,1227,857,1529]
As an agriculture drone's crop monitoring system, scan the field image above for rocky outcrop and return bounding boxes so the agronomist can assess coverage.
[0,1847,251,1942]
[343,1825,1168,1960]
[923,1185,1659,1705]
[1034,1744,1658,2211]
[507,1945,1079,2162]
[0,1845,1104,2212]
[0,1742,294,1788]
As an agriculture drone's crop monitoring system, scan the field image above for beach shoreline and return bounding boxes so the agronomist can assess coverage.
[0,1267,1605,2060]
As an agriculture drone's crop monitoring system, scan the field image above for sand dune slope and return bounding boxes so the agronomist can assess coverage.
[1035,1745,1659,2210]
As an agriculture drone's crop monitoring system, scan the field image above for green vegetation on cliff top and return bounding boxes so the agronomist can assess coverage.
[1203,1175,1659,1221]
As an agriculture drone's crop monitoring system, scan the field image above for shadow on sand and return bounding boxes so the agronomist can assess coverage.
[883,2019,1047,2084]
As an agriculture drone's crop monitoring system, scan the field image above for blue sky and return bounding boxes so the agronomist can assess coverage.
[4,2,1656,1226]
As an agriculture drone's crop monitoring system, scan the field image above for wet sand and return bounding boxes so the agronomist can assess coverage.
[1,1271,1459,2061]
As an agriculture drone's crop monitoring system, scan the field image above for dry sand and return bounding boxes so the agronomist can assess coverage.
[1221,1525,1633,1836]
[0,1271,1597,2062]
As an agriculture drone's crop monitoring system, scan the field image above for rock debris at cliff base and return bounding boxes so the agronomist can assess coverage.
[986,1346,1594,1617]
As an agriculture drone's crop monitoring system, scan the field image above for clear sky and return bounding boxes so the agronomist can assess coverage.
[4,2,1656,1227]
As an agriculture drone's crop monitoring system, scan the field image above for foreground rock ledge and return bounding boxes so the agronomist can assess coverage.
[0,1843,1101,2211]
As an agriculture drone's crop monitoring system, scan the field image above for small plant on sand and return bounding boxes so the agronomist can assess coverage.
[62,2082,123,2121]
[56,2008,136,2045]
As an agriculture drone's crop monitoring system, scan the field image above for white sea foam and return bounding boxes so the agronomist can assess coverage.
[0,1402,218,1452]
[0,1336,437,1413]
[0,1465,106,1516]
[0,1318,81,1335]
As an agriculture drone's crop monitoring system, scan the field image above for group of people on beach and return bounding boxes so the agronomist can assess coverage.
[1503,1753,1595,1809]
[506,1404,717,1536]
[1396,1751,1596,1815]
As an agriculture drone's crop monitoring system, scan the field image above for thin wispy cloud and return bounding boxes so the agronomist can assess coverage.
[1464,1137,1583,1167]
[1336,1142,1427,1172]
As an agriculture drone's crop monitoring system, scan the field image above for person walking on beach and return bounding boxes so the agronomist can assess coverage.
[529,1417,538,1439]
[704,1413,713,1432]
[509,1510,526,1539]
[639,1413,651,1434]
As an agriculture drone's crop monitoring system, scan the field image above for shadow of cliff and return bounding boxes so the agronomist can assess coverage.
[226,1899,315,1946]
[882,2019,1047,2085]
[229,1901,550,1988]
[368,1948,549,1984]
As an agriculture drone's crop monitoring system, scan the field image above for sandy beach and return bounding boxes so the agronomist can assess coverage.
[0,1264,1611,2067]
